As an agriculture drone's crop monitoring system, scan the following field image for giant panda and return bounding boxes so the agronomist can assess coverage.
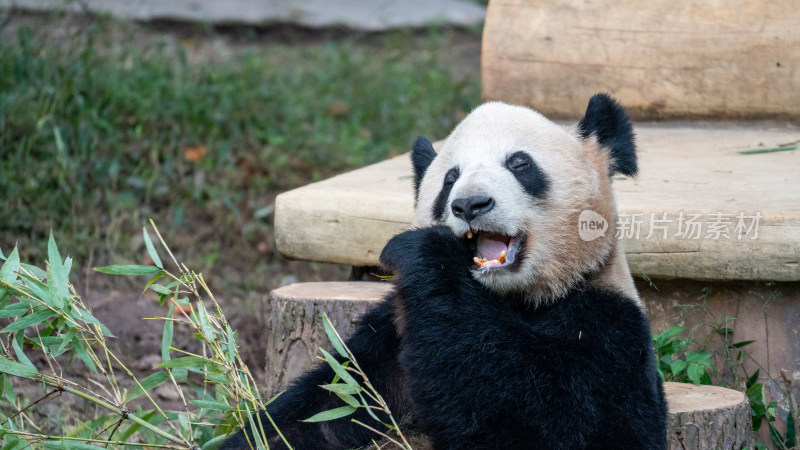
[222,93,667,449]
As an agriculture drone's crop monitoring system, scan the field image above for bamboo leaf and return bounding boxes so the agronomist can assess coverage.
[0,434,24,450]
[46,233,70,308]
[335,392,360,408]
[19,263,46,280]
[226,325,236,364]
[0,303,30,318]
[0,355,37,378]
[17,273,53,306]
[63,256,72,281]
[190,399,230,411]
[157,356,207,370]
[45,267,66,309]
[143,272,165,294]
[12,332,35,371]
[319,348,358,388]
[322,313,348,359]
[143,227,164,269]
[150,284,171,295]
[72,338,97,373]
[70,307,113,337]
[54,329,76,356]
[244,404,269,450]
[358,391,381,422]
[125,371,170,402]
[0,309,58,332]
[204,371,229,384]
[41,439,105,449]
[0,247,20,298]
[738,145,797,155]
[162,303,175,362]
[196,301,216,341]
[93,265,162,276]
[303,405,357,423]
[320,383,361,395]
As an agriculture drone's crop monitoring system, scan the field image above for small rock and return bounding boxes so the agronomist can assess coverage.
[137,354,163,371]
[155,384,181,401]
[279,275,298,287]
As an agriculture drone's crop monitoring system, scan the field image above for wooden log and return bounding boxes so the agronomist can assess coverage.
[274,123,800,281]
[481,0,800,120]
[265,283,753,450]
[664,382,752,449]
[262,281,392,395]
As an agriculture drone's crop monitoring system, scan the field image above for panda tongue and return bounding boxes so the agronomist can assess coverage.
[477,232,510,261]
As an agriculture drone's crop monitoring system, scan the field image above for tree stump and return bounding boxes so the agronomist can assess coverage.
[664,382,752,449]
[263,281,392,395]
[264,283,753,449]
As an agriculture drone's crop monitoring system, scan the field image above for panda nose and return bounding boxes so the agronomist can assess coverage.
[451,196,495,221]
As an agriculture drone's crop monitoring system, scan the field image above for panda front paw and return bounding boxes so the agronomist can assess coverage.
[380,226,472,278]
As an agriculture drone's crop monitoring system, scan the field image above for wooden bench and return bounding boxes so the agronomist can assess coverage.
[267,1,799,448]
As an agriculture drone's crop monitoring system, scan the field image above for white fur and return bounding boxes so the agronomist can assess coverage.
[413,102,636,305]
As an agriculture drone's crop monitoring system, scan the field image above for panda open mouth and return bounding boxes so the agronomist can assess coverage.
[466,230,523,271]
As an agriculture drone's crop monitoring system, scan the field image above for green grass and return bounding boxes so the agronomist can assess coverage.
[0,14,480,289]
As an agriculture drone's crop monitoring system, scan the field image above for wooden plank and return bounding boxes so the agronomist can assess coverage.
[481,0,800,120]
[274,122,800,281]
[640,279,800,389]
[275,154,416,267]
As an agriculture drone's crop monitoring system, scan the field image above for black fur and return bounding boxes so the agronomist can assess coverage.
[223,226,667,449]
[431,167,459,221]
[411,136,437,201]
[504,151,550,198]
[577,93,637,177]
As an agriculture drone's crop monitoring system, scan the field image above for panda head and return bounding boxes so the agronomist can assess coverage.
[411,93,636,303]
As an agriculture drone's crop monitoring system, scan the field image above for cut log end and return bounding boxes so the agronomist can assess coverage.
[664,382,752,449]
[263,281,392,395]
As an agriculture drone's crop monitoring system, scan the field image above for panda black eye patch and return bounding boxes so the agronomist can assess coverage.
[504,151,549,198]
[432,167,460,221]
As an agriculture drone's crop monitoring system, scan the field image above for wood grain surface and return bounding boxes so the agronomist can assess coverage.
[481,0,800,120]
[274,123,800,281]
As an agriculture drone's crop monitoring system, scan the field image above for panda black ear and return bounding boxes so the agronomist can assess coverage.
[577,93,637,177]
[411,136,437,200]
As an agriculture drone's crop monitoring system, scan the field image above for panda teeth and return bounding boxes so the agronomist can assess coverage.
[466,229,475,239]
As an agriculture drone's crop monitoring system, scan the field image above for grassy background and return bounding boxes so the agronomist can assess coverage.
[0,12,481,293]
